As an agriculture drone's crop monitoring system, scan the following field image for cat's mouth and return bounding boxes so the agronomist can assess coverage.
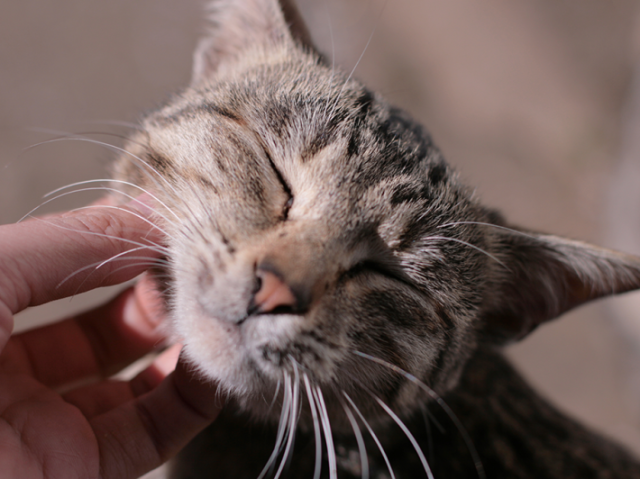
[178,290,328,393]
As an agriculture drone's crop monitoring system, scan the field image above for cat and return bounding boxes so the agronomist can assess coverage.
[111,0,640,477]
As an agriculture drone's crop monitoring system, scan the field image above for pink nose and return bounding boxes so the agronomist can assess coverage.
[253,269,297,314]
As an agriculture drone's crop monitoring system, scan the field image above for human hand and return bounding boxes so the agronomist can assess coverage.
[0,199,222,479]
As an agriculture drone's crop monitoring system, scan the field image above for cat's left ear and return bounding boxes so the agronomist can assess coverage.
[481,227,640,342]
[192,0,314,85]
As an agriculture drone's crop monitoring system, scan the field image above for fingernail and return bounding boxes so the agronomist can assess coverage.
[154,343,182,376]
[134,273,166,329]
[130,344,183,396]
[123,287,164,339]
[122,291,149,330]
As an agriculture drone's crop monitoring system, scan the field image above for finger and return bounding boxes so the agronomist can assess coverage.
[0,284,166,387]
[0,373,99,479]
[63,344,182,419]
[0,195,162,316]
[91,357,223,479]
[0,303,12,356]
[130,343,182,397]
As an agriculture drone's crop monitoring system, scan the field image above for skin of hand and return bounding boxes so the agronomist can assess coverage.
[0,198,223,479]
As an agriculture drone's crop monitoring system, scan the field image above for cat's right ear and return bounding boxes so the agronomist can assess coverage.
[480,227,640,343]
[192,0,314,85]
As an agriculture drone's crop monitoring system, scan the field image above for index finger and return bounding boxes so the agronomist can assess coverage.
[0,197,163,316]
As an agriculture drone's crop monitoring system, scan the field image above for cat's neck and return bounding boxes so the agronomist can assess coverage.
[423,347,640,478]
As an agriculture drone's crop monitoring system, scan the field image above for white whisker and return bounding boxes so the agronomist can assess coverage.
[24,133,215,251]
[325,0,335,74]
[26,215,167,255]
[354,351,486,479]
[341,392,369,479]
[96,260,172,276]
[57,255,170,292]
[63,260,171,300]
[65,204,173,246]
[44,178,182,224]
[96,246,149,271]
[438,221,536,239]
[17,187,106,224]
[419,405,435,465]
[343,391,395,479]
[370,393,433,479]
[319,0,337,125]
[314,385,337,479]
[273,360,301,479]
[23,136,186,214]
[19,189,177,244]
[267,379,282,415]
[425,235,508,270]
[326,0,389,122]
[420,403,444,434]
[303,373,323,479]
[258,372,292,479]
[83,119,149,132]
[26,125,140,139]
[343,0,387,90]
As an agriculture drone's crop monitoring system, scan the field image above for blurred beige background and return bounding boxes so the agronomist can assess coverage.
[3,0,640,462]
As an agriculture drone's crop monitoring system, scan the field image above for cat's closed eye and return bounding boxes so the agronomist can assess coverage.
[343,258,410,286]
[262,148,294,219]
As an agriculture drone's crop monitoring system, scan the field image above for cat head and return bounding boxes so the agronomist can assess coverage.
[113,0,640,426]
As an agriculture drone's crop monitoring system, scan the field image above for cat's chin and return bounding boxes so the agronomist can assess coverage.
[175,310,332,396]
[176,319,379,432]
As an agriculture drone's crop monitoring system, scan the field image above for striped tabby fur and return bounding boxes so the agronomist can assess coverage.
[112,0,640,477]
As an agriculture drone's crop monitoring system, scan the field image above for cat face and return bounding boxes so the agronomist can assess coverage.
[113,0,640,426]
